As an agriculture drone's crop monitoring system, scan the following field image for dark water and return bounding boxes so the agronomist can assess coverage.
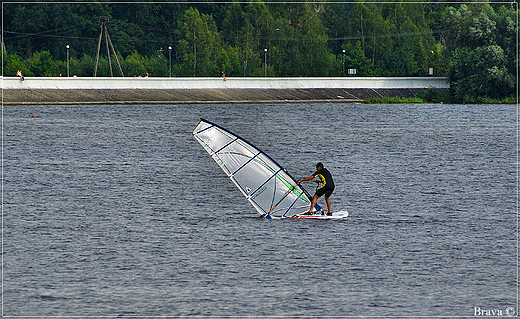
[4,103,516,317]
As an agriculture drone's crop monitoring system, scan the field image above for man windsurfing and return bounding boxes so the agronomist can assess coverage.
[297,162,335,216]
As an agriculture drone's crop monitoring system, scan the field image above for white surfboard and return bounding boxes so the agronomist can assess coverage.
[288,210,349,219]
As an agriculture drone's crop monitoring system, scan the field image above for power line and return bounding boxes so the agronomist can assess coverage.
[327,29,445,41]
[3,29,97,42]
[3,29,171,45]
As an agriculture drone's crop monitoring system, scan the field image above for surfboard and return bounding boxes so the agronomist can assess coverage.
[289,210,349,219]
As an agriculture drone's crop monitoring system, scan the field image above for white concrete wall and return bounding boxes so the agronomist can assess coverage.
[2,76,449,90]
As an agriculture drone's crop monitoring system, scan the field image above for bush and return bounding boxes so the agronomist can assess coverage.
[417,87,453,103]
[363,96,425,104]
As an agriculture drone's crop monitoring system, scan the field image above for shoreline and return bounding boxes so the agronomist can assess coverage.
[2,88,447,105]
[2,77,449,105]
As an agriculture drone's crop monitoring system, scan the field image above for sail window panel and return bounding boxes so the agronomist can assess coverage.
[248,177,286,216]
[216,140,258,176]
[272,170,310,215]
[196,127,236,155]
[276,192,310,216]
[250,183,308,217]
[271,170,303,204]
[231,154,279,197]
[249,172,309,216]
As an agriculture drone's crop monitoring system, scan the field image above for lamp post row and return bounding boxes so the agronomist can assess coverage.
[65,44,172,77]
[64,46,351,78]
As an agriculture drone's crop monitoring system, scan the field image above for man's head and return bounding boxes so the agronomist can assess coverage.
[316,162,324,170]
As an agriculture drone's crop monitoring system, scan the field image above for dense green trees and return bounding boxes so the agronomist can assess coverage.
[177,7,224,76]
[444,3,517,102]
[2,1,517,101]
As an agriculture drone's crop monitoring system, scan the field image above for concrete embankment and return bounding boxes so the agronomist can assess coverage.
[2,77,449,104]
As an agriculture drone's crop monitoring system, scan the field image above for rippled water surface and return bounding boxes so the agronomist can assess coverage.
[4,103,516,316]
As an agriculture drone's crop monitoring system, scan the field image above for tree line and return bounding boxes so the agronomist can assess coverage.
[2,1,517,102]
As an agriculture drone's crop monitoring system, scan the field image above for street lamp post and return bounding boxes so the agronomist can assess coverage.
[264,48,268,77]
[66,45,70,77]
[429,50,434,76]
[168,46,172,78]
[342,49,345,77]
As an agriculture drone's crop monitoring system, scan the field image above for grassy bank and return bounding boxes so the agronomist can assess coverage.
[363,88,453,104]
[363,97,426,104]
[363,88,518,104]
[363,95,518,104]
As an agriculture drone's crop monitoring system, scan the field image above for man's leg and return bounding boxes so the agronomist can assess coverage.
[325,195,332,214]
[309,194,319,213]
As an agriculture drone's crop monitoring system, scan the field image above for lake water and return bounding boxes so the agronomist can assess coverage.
[3,103,517,317]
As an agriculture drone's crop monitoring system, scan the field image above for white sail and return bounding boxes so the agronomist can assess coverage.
[193,119,320,217]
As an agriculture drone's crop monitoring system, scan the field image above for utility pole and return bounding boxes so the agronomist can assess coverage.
[94,17,124,77]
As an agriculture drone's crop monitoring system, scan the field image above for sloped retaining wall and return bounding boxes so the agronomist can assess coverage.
[2,77,449,104]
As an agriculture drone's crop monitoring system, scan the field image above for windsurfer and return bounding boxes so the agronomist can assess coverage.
[297,162,334,215]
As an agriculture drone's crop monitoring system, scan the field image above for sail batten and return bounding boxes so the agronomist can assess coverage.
[215,137,239,156]
[231,151,262,176]
[248,167,283,202]
[193,119,320,217]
